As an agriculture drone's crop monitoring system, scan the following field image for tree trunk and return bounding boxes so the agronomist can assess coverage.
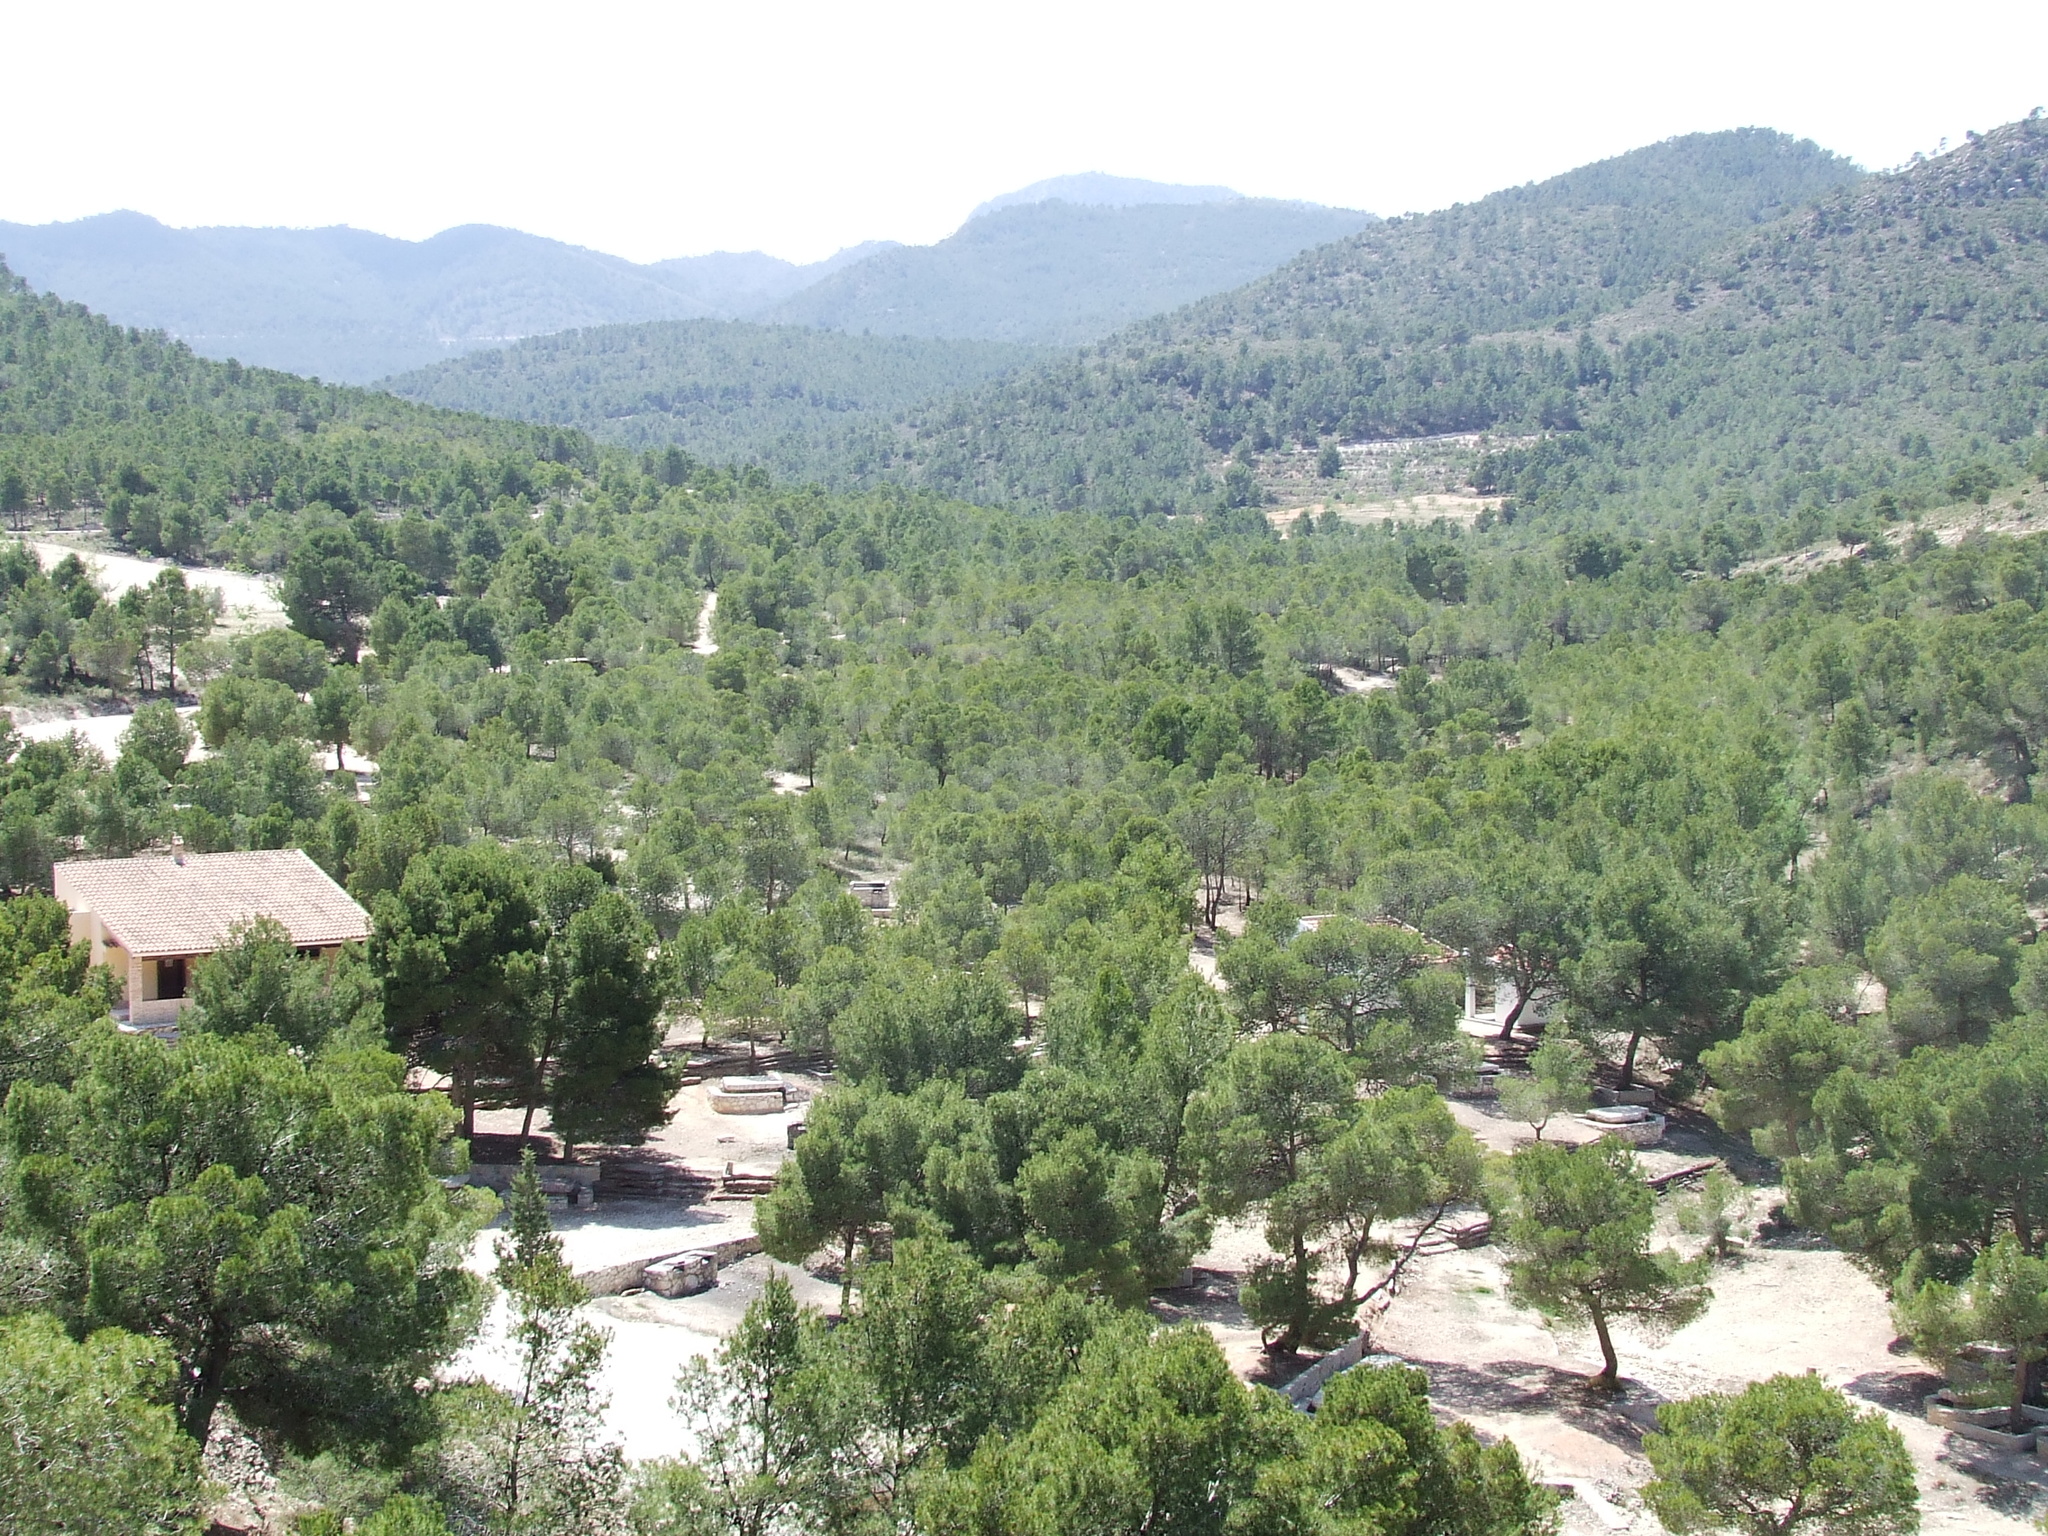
[523,1025,559,1141]
[1619,1028,1644,1091]
[1496,986,1530,1041]
[182,1317,234,1447]
[1588,1299,1619,1387]
[1268,1236,1313,1356]
[2007,730,2034,804]
[1342,1232,1368,1296]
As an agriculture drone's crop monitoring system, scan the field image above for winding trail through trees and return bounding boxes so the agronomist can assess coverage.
[692,589,719,655]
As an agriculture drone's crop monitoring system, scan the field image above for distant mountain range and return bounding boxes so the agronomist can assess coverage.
[6,124,2042,559]
[0,212,891,382]
[757,198,1373,346]
[969,172,1241,219]
[379,187,1374,471]
[0,176,1371,384]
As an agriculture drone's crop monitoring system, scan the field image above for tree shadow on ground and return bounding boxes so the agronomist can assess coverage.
[1946,1452,2048,1523]
[1652,1102,1776,1182]
[1400,1356,1669,1455]
[1149,1267,1249,1330]
[1842,1366,1941,1414]
[1148,1269,1319,1391]
[1845,1365,2047,1524]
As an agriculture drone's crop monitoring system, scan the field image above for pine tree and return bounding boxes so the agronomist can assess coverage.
[440,1152,622,1535]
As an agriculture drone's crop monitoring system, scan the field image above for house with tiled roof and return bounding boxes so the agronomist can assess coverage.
[53,847,370,1032]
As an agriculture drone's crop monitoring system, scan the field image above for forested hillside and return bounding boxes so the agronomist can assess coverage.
[381,320,1043,481]
[762,196,1374,345]
[2,377,2046,1524]
[0,213,890,382]
[4,130,2048,1534]
[866,124,2048,533]
[0,260,588,569]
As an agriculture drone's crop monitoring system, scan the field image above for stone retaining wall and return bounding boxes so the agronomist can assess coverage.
[1283,1339,1407,1408]
[469,1162,602,1192]
[709,1091,785,1114]
[576,1233,765,1298]
[1924,1394,2044,1452]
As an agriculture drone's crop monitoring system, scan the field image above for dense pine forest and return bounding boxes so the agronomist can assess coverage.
[381,322,1045,484]
[0,118,2046,1536]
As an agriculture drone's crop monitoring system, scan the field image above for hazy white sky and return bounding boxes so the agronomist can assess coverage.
[5,0,2043,264]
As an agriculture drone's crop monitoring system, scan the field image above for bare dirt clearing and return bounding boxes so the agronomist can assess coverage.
[1366,1226,2045,1532]
[457,1066,834,1459]
[1736,485,2045,583]
[1328,666,1396,694]
[454,1210,836,1462]
[5,536,295,757]
[1270,493,1503,532]
[1190,1085,2046,1534]
[7,701,200,758]
[19,537,286,631]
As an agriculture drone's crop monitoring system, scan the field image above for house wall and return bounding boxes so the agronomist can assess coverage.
[51,902,194,1011]
[57,904,130,1003]
[129,996,194,1027]
[1492,978,1553,1031]
[127,954,199,1028]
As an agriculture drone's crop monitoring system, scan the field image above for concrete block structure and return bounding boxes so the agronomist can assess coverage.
[710,1074,787,1114]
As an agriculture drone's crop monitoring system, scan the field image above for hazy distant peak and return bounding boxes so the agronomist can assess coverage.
[813,239,903,274]
[971,173,1240,219]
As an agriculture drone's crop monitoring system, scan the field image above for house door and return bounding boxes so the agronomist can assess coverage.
[156,957,187,1000]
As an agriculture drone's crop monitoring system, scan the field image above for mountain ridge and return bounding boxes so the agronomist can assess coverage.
[865,126,1895,515]
[0,186,1370,383]
[0,212,886,383]
[760,197,1375,346]
[969,172,1241,218]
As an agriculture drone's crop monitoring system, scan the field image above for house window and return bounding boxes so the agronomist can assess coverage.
[156,957,188,1000]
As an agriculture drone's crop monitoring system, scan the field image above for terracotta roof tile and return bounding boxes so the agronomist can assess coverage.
[54,849,369,959]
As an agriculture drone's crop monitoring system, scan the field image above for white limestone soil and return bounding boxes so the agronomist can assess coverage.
[21,539,286,630]
[693,589,718,655]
